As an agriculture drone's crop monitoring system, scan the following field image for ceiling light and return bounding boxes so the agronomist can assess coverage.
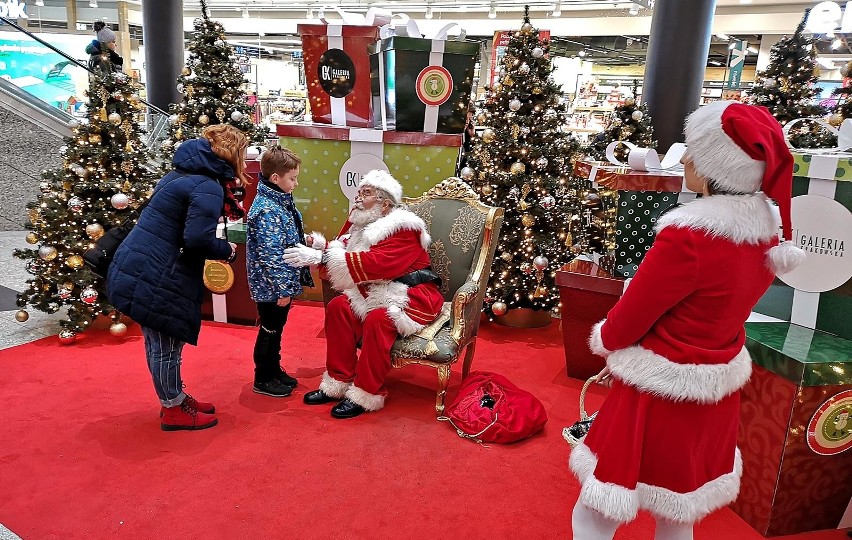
[552,2,562,17]
[489,4,496,18]
[425,5,433,19]
[578,49,586,57]
[242,7,249,18]
[89,0,98,7]
[739,0,752,3]
[716,33,730,41]
[35,0,44,5]
[833,38,843,49]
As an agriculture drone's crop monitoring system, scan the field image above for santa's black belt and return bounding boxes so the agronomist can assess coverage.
[393,267,442,287]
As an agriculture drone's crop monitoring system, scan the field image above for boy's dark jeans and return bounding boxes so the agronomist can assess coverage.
[254,301,292,383]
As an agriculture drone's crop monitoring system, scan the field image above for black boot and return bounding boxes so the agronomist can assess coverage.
[276,369,298,388]
[253,378,294,398]
[303,389,340,405]
[331,399,366,419]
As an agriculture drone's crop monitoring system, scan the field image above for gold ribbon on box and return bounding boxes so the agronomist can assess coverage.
[783,117,852,155]
[605,141,686,173]
[203,260,235,294]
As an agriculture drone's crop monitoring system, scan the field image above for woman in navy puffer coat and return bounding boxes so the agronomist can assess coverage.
[108,124,247,432]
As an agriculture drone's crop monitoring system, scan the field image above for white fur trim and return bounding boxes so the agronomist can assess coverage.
[570,442,743,525]
[343,281,422,336]
[309,231,327,251]
[328,240,345,250]
[347,209,430,251]
[386,307,427,337]
[685,101,764,194]
[360,170,403,205]
[655,193,779,245]
[345,384,385,411]
[607,345,752,404]
[324,246,357,291]
[319,371,351,399]
[588,320,614,357]
[767,242,806,274]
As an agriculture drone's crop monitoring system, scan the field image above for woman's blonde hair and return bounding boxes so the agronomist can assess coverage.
[202,124,251,185]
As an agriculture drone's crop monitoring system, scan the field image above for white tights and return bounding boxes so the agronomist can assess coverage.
[571,502,694,540]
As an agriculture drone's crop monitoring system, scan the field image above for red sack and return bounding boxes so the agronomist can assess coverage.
[442,371,547,444]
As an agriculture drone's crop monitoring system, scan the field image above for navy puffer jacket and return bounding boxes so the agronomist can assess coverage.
[107,138,233,345]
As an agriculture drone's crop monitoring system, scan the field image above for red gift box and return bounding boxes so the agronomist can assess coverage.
[298,24,378,128]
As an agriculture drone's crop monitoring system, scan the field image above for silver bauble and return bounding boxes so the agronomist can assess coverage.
[168,114,180,125]
[80,286,98,305]
[38,245,58,261]
[230,110,244,122]
[460,167,475,181]
[533,255,549,270]
[111,193,130,210]
[198,114,210,125]
[110,322,128,336]
[108,112,122,125]
[535,156,548,169]
[509,99,522,111]
[519,63,530,75]
[491,301,508,316]
[68,196,84,212]
[631,110,644,122]
[540,195,556,209]
[532,47,544,59]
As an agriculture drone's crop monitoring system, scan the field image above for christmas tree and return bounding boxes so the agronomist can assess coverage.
[750,16,836,148]
[585,81,656,162]
[161,0,267,165]
[464,7,581,319]
[14,68,156,342]
[831,60,852,124]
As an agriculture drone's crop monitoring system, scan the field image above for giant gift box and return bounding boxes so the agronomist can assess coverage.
[574,159,695,278]
[733,322,852,536]
[369,36,480,134]
[298,24,379,128]
[752,152,852,340]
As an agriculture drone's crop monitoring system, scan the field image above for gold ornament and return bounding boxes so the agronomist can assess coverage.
[534,286,549,298]
[63,181,73,190]
[477,113,487,124]
[522,213,536,227]
[199,114,210,125]
[175,128,183,139]
[503,76,514,87]
[624,97,635,107]
[99,107,108,122]
[492,82,503,93]
[520,201,530,210]
[86,223,105,240]
[829,113,844,127]
[512,124,520,140]
[216,108,226,122]
[26,232,38,244]
[510,161,526,175]
[15,310,29,322]
[481,185,493,196]
[121,161,134,174]
[186,85,195,97]
[500,251,512,262]
[108,112,122,125]
[28,208,40,225]
[481,128,496,144]
[66,255,84,269]
[521,22,533,34]
[564,232,573,246]
[182,66,191,76]
[532,87,542,94]
[88,133,102,144]
[110,322,128,336]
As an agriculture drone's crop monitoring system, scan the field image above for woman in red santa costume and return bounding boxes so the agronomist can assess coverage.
[569,101,806,539]
[283,170,444,419]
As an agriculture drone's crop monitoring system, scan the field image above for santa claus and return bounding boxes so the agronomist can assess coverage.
[283,170,444,418]
[569,102,806,539]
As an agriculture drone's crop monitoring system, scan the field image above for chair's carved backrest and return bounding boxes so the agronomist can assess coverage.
[405,179,504,328]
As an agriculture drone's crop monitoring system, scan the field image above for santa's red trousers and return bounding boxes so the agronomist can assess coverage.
[325,295,397,395]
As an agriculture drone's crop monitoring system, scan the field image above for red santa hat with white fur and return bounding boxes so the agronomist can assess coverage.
[359,169,403,206]
[684,100,805,273]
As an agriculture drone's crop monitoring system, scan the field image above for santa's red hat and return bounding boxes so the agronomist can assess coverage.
[684,101,805,273]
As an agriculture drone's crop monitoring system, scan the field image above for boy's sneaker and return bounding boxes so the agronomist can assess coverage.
[253,378,294,398]
[277,370,298,387]
[161,401,218,431]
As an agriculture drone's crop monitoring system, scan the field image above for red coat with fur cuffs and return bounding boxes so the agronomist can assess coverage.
[570,193,779,525]
[322,208,444,337]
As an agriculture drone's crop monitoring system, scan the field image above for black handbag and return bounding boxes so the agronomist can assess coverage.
[83,198,149,279]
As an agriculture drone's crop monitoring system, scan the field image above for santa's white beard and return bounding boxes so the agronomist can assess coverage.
[349,204,384,227]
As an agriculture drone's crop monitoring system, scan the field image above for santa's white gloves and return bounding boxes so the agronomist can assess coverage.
[283,243,322,267]
[307,231,327,250]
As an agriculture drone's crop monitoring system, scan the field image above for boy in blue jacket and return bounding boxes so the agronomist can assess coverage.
[246,146,314,397]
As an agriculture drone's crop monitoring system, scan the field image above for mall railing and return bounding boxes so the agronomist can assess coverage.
[0,15,170,147]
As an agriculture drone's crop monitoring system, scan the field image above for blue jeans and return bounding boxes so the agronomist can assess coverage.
[141,326,186,407]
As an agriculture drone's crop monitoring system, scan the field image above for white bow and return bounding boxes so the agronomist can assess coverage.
[782,117,852,153]
[605,141,686,172]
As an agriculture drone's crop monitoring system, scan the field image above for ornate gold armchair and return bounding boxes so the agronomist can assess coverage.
[391,178,504,416]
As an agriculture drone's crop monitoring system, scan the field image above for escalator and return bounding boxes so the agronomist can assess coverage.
[0,74,75,137]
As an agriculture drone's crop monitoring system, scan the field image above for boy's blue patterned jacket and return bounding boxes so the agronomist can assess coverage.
[246,181,304,302]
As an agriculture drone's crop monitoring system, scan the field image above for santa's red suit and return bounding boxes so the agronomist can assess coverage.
[315,209,444,412]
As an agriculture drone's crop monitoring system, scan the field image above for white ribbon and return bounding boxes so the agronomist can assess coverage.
[320,6,392,26]
[317,6,467,40]
[782,117,852,153]
[605,141,686,172]
[380,20,467,40]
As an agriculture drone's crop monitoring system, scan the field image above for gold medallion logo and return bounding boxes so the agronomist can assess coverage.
[203,260,235,294]
[807,390,852,456]
[416,66,453,106]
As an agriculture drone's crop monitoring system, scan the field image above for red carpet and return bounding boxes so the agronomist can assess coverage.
[0,302,847,539]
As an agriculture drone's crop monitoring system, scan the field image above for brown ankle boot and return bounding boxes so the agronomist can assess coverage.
[161,400,218,431]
